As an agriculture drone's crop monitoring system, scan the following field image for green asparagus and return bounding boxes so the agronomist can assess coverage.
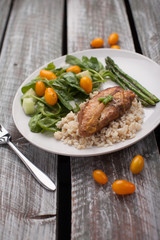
[106,57,159,103]
[105,58,157,106]
[99,95,113,104]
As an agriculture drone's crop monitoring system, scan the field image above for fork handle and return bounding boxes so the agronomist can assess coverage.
[7,140,56,191]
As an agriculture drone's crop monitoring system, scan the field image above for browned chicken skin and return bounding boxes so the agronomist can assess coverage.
[78,86,135,137]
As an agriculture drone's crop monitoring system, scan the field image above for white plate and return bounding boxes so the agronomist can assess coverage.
[12,49,160,157]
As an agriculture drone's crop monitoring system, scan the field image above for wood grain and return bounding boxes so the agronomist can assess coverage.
[67,0,134,53]
[71,136,160,240]
[0,0,64,239]
[0,0,12,45]
[68,0,160,239]
[129,0,160,64]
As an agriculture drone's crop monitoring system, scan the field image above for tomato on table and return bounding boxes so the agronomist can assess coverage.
[111,45,120,49]
[112,180,135,195]
[93,170,108,184]
[108,33,119,45]
[130,155,144,174]
[90,38,104,48]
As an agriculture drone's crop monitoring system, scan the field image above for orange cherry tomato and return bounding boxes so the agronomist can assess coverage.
[90,38,104,48]
[80,76,92,94]
[44,88,58,105]
[93,170,108,184]
[112,180,135,195]
[108,33,119,45]
[40,69,57,80]
[111,45,120,49]
[130,155,144,174]
[66,65,81,74]
[35,81,46,96]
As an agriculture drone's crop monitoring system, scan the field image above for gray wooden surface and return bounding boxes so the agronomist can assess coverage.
[68,0,160,239]
[67,0,134,53]
[0,0,64,239]
[0,0,12,46]
[0,0,160,239]
[129,0,160,64]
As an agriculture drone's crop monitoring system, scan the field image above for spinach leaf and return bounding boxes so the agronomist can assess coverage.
[62,72,88,94]
[53,67,66,77]
[65,55,85,69]
[62,71,79,84]
[82,56,100,72]
[36,101,62,117]
[55,89,74,111]
[21,80,37,94]
[44,62,55,71]
[51,79,68,91]
[29,113,43,132]
[38,117,59,132]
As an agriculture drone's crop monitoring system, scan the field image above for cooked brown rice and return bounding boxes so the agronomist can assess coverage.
[54,93,144,149]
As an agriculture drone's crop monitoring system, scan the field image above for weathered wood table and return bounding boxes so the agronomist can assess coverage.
[0,0,160,239]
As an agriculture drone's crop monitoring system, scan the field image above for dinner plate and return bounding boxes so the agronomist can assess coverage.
[12,49,160,157]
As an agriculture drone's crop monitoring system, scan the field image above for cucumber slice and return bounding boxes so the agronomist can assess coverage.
[22,98,35,115]
[21,88,37,103]
[76,70,92,79]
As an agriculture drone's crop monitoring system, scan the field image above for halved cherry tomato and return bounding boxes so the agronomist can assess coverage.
[66,65,81,74]
[35,81,46,96]
[90,38,104,48]
[111,45,120,49]
[93,170,108,184]
[80,76,92,94]
[112,180,135,195]
[44,88,58,105]
[130,155,144,174]
[108,33,119,45]
[40,69,57,80]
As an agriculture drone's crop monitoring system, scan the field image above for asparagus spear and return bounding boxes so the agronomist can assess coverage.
[106,64,149,106]
[106,57,159,103]
[99,95,113,104]
[107,70,127,90]
[106,61,155,106]
[138,98,150,107]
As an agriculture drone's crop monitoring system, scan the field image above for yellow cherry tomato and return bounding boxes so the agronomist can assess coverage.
[66,65,81,74]
[111,45,120,49]
[80,76,92,94]
[93,170,108,184]
[35,81,46,96]
[112,180,135,195]
[90,38,104,48]
[44,88,58,105]
[40,69,57,80]
[130,155,144,174]
[108,33,119,45]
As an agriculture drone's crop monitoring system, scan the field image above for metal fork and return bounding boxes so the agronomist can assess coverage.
[0,124,56,191]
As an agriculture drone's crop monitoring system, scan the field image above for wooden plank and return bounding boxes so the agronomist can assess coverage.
[71,137,160,239]
[128,0,160,150]
[129,0,160,64]
[0,0,64,239]
[68,0,160,239]
[67,0,134,53]
[0,0,12,43]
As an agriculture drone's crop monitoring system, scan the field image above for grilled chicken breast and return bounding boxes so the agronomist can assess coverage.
[78,86,135,137]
